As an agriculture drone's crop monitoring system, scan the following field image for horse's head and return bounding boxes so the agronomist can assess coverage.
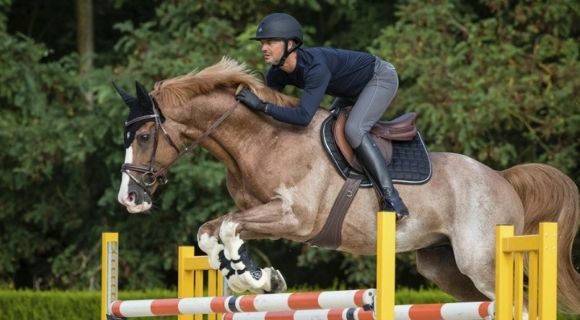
[113,58,300,213]
[114,81,182,213]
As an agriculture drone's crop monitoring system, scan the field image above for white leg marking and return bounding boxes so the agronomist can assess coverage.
[226,274,250,293]
[217,220,287,293]
[198,233,223,270]
[219,220,264,292]
[220,221,244,261]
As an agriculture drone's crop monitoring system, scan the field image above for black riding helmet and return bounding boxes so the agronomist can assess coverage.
[251,13,303,67]
[251,13,303,43]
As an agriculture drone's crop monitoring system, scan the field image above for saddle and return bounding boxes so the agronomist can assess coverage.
[332,110,418,172]
[307,108,432,249]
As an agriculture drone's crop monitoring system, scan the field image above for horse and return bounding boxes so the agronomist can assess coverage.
[114,57,580,314]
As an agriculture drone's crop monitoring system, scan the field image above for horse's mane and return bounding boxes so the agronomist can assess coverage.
[152,57,299,109]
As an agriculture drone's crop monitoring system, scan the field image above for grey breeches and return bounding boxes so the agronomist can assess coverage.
[344,59,399,148]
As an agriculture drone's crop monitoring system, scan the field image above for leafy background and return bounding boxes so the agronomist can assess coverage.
[0,0,578,292]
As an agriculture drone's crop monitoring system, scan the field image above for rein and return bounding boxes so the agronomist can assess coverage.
[121,97,240,194]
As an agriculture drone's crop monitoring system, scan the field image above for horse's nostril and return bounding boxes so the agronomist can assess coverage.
[127,192,136,203]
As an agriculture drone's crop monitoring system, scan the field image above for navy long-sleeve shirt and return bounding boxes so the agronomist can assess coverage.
[264,47,376,126]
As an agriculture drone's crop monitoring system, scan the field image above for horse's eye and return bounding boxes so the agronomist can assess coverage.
[137,134,150,144]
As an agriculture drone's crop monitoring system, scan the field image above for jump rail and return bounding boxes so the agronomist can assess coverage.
[223,301,495,320]
[109,289,375,317]
[101,215,557,320]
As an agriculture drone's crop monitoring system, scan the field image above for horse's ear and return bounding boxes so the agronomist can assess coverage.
[135,81,154,113]
[112,81,138,109]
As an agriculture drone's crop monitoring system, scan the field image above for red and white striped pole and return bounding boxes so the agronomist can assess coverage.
[394,301,494,320]
[221,301,495,320]
[222,308,373,320]
[110,289,375,318]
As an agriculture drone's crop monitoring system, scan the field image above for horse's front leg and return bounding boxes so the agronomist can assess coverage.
[198,199,301,294]
[198,215,257,293]
[197,216,231,276]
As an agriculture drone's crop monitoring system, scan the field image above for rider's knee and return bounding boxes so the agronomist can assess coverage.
[344,122,364,147]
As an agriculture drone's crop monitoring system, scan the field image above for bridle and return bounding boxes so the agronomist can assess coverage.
[121,95,240,194]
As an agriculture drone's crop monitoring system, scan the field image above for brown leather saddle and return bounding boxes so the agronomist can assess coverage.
[332,110,418,172]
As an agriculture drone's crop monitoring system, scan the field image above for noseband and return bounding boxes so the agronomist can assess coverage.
[121,96,240,194]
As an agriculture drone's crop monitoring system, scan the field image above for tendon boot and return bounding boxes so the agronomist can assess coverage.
[355,134,409,219]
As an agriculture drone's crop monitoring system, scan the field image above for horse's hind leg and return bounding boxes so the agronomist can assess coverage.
[416,246,489,301]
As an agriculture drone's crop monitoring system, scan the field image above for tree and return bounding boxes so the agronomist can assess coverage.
[76,0,94,108]
[372,0,579,179]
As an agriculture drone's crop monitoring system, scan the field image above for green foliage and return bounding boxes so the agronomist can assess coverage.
[0,289,176,320]
[371,0,579,177]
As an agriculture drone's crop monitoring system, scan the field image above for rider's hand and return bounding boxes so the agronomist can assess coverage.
[236,89,267,112]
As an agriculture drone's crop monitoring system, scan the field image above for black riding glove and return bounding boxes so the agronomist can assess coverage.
[236,89,267,112]
[330,97,352,112]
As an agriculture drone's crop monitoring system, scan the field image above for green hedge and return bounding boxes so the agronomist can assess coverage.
[0,289,576,319]
[0,289,175,320]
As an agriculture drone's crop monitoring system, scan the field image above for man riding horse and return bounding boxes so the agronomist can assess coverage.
[236,13,409,218]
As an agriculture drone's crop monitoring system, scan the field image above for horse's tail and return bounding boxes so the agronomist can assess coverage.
[501,163,580,314]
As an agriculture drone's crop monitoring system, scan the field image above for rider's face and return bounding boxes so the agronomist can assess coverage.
[260,39,286,65]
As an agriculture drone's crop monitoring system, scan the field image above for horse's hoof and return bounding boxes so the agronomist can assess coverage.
[268,267,287,293]
[396,212,409,221]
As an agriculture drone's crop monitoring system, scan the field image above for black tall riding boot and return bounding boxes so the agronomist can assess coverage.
[355,134,409,218]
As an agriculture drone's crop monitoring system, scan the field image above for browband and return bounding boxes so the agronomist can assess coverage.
[125,114,160,127]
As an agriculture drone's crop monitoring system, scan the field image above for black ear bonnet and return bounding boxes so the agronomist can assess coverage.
[113,81,165,148]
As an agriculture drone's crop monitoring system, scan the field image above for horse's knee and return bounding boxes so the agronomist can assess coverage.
[197,218,223,239]
[416,247,490,301]
[416,246,453,279]
[452,247,496,299]
[453,246,495,278]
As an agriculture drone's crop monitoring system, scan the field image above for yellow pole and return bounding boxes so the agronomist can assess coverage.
[513,253,524,319]
[178,246,195,320]
[101,233,119,320]
[495,222,558,320]
[495,225,514,320]
[376,211,396,320]
[528,250,539,319]
[537,223,557,319]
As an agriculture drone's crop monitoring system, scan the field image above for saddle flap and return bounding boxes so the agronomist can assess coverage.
[332,111,393,172]
[371,112,418,141]
[332,111,357,170]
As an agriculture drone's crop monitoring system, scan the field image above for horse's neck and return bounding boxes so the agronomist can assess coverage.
[205,101,328,155]
[175,94,279,170]
[172,92,328,188]
[205,111,277,162]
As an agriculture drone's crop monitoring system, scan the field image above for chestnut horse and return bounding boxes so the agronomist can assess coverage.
[115,58,580,313]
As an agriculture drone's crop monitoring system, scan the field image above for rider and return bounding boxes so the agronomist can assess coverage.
[236,13,409,218]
